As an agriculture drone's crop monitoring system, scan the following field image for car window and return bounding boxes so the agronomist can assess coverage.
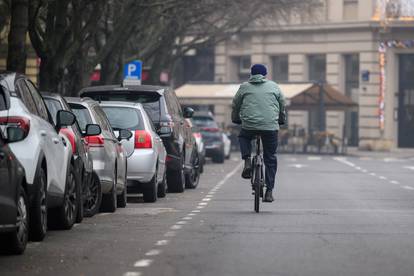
[0,87,6,111]
[15,80,38,115]
[69,103,93,131]
[193,116,218,128]
[171,91,183,116]
[44,98,63,124]
[25,81,49,121]
[93,106,116,139]
[101,107,144,131]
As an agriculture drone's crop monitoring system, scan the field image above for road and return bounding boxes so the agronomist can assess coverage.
[1,154,414,276]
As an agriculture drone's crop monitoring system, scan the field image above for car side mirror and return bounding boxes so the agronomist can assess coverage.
[56,110,76,132]
[117,129,132,141]
[6,127,26,143]
[85,124,101,136]
[183,107,194,118]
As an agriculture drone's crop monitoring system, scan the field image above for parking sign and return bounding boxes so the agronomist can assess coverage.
[123,60,142,85]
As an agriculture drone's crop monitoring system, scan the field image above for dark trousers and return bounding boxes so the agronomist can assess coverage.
[238,129,278,190]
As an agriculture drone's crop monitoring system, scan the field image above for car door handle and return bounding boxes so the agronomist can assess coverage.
[52,138,60,144]
[40,131,47,137]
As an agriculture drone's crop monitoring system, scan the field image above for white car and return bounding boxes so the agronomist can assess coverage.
[0,72,78,241]
[100,102,167,203]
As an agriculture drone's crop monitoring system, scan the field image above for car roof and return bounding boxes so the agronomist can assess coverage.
[99,101,144,109]
[80,84,168,95]
[41,92,62,99]
[65,96,97,105]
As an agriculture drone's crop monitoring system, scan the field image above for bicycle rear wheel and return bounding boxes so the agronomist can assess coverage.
[253,161,260,213]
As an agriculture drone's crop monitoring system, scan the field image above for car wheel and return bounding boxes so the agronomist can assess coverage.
[157,169,167,198]
[117,170,127,208]
[84,173,102,217]
[143,169,158,203]
[100,170,117,213]
[212,150,225,164]
[7,183,29,254]
[167,155,185,193]
[185,151,200,189]
[29,166,47,241]
[49,163,78,230]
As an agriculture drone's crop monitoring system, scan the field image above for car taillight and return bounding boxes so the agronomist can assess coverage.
[60,128,76,154]
[86,135,104,147]
[0,116,30,139]
[134,130,152,149]
[193,132,202,139]
[201,127,219,132]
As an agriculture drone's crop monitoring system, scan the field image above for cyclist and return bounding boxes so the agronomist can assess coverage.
[231,64,286,202]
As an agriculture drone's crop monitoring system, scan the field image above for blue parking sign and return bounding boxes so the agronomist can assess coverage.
[123,60,142,81]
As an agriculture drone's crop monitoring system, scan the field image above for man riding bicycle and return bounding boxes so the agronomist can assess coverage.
[231,64,286,202]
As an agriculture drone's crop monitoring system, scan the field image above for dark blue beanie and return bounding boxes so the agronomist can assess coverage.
[251,64,267,76]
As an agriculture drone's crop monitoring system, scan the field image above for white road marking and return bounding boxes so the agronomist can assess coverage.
[205,195,213,198]
[288,163,308,169]
[155,240,169,246]
[390,180,400,185]
[202,198,211,201]
[370,173,376,176]
[192,210,201,213]
[188,213,197,216]
[402,186,414,190]
[196,206,205,209]
[355,167,362,170]
[198,202,208,206]
[124,272,142,276]
[404,166,414,171]
[145,249,162,256]
[307,156,322,161]
[170,225,182,230]
[134,259,153,267]
[164,231,176,237]
[361,169,368,173]
[176,221,187,225]
[379,176,387,180]
[182,216,193,220]
[334,157,356,167]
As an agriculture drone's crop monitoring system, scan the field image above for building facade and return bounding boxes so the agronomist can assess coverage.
[214,0,414,149]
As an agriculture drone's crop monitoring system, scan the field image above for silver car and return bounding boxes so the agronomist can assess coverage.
[100,102,167,203]
[66,98,131,212]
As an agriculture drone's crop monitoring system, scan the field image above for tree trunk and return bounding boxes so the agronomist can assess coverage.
[100,48,124,85]
[7,0,28,73]
[38,57,63,93]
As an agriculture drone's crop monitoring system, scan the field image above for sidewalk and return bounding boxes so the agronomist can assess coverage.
[347,147,414,159]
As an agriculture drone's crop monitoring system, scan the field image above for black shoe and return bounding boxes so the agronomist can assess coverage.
[241,158,252,179]
[263,189,274,202]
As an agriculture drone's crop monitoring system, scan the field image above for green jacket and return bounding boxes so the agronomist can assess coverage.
[231,75,286,131]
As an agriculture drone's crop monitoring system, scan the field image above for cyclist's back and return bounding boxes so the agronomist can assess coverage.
[231,64,286,202]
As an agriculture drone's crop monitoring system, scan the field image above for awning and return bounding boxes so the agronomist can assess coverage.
[176,82,357,110]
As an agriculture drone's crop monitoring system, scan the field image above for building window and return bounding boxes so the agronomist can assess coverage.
[308,54,326,82]
[272,56,288,82]
[237,56,251,81]
[344,54,359,99]
[343,0,358,20]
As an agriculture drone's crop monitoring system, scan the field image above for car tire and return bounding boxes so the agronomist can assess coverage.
[84,173,102,217]
[29,166,48,241]
[117,172,127,208]
[48,163,78,230]
[185,151,200,189]
[167,155,185,193]
[212,150,225,164]
[143,172,158,203]
[75,170,84,223]
[157,169,167,198]
[7,183,29,254]
[100,170,117,213]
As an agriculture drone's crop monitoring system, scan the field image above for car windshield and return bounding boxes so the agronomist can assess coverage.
[68,104,93,131]
[44,98,63,124]
[83,91,161,122]
[101,106,144,130]
[193,116,218,128]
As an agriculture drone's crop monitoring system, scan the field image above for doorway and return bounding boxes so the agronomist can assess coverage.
[398,54,414,148]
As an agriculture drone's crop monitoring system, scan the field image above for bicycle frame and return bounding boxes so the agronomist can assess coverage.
[251,136,264,212]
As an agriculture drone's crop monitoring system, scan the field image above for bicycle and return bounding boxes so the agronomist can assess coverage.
[251,135,264,213]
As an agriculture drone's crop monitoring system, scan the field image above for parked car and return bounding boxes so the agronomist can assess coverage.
[186,118,205,174]
[0,90,29,254]
[80,85,199,192]
[0,72,78,241]
[100,102,167,202]
[192,112,225,163]
[42,93,102,218]
[66,97,131,212]
[223,132,232,160]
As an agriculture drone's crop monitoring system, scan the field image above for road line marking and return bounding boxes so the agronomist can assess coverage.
[202,198,211,201]
[205,195,213,197]
[390,180,400,185]
[308,156,322,161]
[164,231,176,237]
[170,225,182,230]
[198,202,208,206]
[379,176,387,180]
[370,173,376,176]
[196,206,205,209]
[97,213,111,216]
[124,272,142,276]
[192,210,201,213]
[145,249,162,256]
[155,240,169,246]
[362,169,368,173]
[176,221,187,225]
[134,259,153,267]
[355,167,361,170]
[182,216,193,220]
[333,157,356,167]
[402,186,414,190]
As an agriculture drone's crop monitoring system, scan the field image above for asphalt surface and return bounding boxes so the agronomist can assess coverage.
[1,154,414,276]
